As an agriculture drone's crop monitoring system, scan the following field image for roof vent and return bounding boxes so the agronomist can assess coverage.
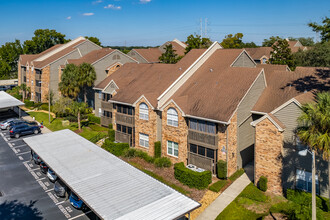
[210,68,213,72]
[179,67,182,70]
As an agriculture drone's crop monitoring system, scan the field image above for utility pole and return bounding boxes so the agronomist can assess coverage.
[200,18,203,39]
[205,18,208,38]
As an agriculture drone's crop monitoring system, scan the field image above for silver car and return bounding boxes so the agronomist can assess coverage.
[0,118,19,130]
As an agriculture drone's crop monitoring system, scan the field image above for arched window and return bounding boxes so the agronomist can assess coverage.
[167,108,178,127]
[139,103,148,120]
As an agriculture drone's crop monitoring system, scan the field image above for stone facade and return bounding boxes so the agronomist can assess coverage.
[217,124,228,162]
[255,117,284,195]
[161,103,188,164]
[227,112,238,177]
[134,98,157,156]
[41,66,50,102]
[18,62,22,85]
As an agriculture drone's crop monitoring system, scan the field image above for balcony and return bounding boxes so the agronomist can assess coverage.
[115,130,131,146]
[188,152,214,173]
[101,116,112,127]
[188,129,218,149]
[35,74,41,80]
[115,112,134,127]
[101,101,113,111]
[35,86,41,93]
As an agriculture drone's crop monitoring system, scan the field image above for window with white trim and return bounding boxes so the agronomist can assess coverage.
[296,169,319,194]
[139,133,149,148]
[167,108,178,127]
[139,103,148,120]
[98,91,102,99]
[167,141,178,157]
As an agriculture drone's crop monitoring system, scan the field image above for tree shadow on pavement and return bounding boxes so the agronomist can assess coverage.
[0,200,42,220]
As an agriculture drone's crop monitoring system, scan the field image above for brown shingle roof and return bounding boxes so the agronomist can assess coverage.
[168,41,186,56]
[95,49,206,107]
[134,48,162,63]
[67,48,115,65]
[20,44,63,66]
[252,66,329,113]
[169,49,263,122]
[268,113,286,130]
[245,47,272,60]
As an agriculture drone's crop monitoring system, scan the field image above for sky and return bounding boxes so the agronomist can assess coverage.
[0,0,329,46]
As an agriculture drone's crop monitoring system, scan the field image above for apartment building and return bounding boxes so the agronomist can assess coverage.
[18,37,101,102]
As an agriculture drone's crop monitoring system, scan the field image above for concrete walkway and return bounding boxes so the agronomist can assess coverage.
[196,165,254,220]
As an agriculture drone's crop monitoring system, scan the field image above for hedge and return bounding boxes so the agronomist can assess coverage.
[209,180,228,192]
[229,168,245,182]
[88,114,101,124]
[102,139,129,156]
[174,162,212,189]
[217,160,227,179]
[154,141,161,158]
[108,129,115,142]
[258,176,268,192]
[239,183,268,202]
[154,157,172,168]
[24,100,35,108]
[108,123,113,130]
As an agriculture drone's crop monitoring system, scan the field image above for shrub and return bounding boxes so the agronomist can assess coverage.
[124,148,137,157]
[65,115,78,122]
[24,100,35,108]
[239,183,268,202]
[174,162,212,189]
[108,123,113,130]
[13,94,22,100]
[229,168,245,182]
[135,150,155,163]
[102,139,129,156]
[108,129,115,142]
[154,141,161,158]
[88,114,100,124]
[217,160,227,179]
[154,157,172,168]
[258,176,268,192]
[209,180,228,193]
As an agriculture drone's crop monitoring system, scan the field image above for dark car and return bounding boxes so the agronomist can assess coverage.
[8,120,37,130]
[9,124,41,138]
[54,179,68,198]
[40,162,48,174]
[32,151,41,164]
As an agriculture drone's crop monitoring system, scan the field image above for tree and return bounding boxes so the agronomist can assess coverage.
[85,36,102,46]
[23,29,67,54]
[221,33,245,48]
[269,39,295,70]
[59,64,80,99]
[70,101,88,131]
[0,60,11,79]
[19,83,28,102]
[297,92,330,215]
[52,97,73,117]
[78,63,96,103]
[159,44,182,64]
[0,39,23,77]
[262,36,282,47]
[288,37,315,46]
[308,17,330,42]
[185,34,212,54]
[294,41,330,67]
[243,42,258,48]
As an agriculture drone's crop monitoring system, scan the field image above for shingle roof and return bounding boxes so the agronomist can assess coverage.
[134,48,162,63]
[166,41,186,56]
[20,44,63,66]
[67,48,115,65]
[169,49,262,122]
[94,49,206,107]
[245,47,272,60]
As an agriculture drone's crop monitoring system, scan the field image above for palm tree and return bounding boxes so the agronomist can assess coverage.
[59,64,80,99]
[71,101,88,131]
[78,63,96,103]
[19,83,27,101]
[297,91,330,219]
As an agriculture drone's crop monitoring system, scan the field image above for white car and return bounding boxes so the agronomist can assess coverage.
[0,118,19,130]
[47,169,57,182]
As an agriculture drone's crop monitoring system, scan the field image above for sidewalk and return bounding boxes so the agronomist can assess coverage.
[22,115,52,134]
[196,165,253,220]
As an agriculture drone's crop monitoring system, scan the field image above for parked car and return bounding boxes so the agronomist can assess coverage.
[0,118,19,130]
[40,162,48,174]
[47,169,57,182]
[54,179,67,197]
[9,123,41,138]
[32,151,41,164]
[69,192,85,209]
[8,120,38,130]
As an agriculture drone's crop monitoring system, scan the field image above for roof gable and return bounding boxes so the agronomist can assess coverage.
[231,50,256,67]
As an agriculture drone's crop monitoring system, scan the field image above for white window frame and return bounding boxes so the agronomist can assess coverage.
[98,91,102,99]
[139,103,149,120]
[167,140,178,157]
[296,169,319,193]
[167,108,178,127]
[139,133,149,148]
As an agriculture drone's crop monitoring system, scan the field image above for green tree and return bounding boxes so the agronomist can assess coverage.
[59,64,80,99]
[78,63,96,103]
[294,42,330,67]
[243,42,258,48]
[297,92,330,211]
[221,33,245,48]
[0,39,23,76]
[159,44,182,64]
[52,97,73,117]
[19,83,28,102]
[85,36,102,46]
[269,39,295,70]
[308,17,330,42]
[70,101,88,131]
[0,60,11,79]
[288,37,315,46]
[262,36,282,47]
[185,34,212,54]
[23,29,67,54]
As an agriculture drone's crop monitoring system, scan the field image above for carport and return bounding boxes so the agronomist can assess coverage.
[0,91,24,119]
[24,129,200,220]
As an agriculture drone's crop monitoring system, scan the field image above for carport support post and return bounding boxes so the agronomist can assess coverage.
[19,107,21,118]
[188,213,190,220]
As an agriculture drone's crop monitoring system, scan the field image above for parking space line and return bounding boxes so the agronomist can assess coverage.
[16,151,31,156]
[38,177,46,181]
[55,201,65,205]
[30,167,40,171]
[3,137,7,141]
[46,188,54,193]
[13,144,27,148]
[68,211,91,220]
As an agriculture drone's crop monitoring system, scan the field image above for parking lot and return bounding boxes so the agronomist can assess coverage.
[0,119,96,220]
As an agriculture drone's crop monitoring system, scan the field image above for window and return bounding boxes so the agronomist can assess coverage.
[167,108,178,127]
[207,122,216,134]
[262,58,267,64]
[31,80,34,86]
[190,119,198,130]
[104,111,112,118]
[167,141,178,157]
[139,133,149,148]
[190,144,197,154]
[99,108,102,116]
[117,105,122,113]
[139,103,148,120]
[99,91,102,99]
[206,148,215,159]
[198,146,206,156]
[296,169,319,194]
[189,119,216,134]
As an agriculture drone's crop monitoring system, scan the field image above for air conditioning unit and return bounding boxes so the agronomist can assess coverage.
[186,164,196,170]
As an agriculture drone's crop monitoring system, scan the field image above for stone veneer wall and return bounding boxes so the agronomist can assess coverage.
[161,103,188,164]
[227,112,238,176]
[18,62,21,85]
[217,124,227,162]
[30,67,36,101]
[255,117,284,195]
[134,98,157,156]
[41,66,50,103]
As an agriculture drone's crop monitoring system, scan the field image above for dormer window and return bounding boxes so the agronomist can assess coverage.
[262,58,267,64]
[139,103,149,120]
[167,108,178,127]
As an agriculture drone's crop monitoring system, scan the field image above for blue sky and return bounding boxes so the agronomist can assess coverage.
[0,0,329,46]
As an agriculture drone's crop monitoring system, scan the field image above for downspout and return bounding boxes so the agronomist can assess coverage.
[226,125,229,178]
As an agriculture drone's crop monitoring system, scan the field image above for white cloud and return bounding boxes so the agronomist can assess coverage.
[104,4,122,10]
[92,0,103,4]
[83,12,94,16]
[140,0,151,3]
[66,16,71,20]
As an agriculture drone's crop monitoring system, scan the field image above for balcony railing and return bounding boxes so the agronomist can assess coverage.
[35,86,41,93]
[115,112,134,127]
[101,116,112,127]
[188,129,218,149]
[35,74,41,80]
[115,131,131,146]
[188,152,214,173]
[101,101,113,111]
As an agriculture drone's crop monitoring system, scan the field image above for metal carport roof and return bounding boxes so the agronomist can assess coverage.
[0,91,24,109]
[24,129,200,220]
